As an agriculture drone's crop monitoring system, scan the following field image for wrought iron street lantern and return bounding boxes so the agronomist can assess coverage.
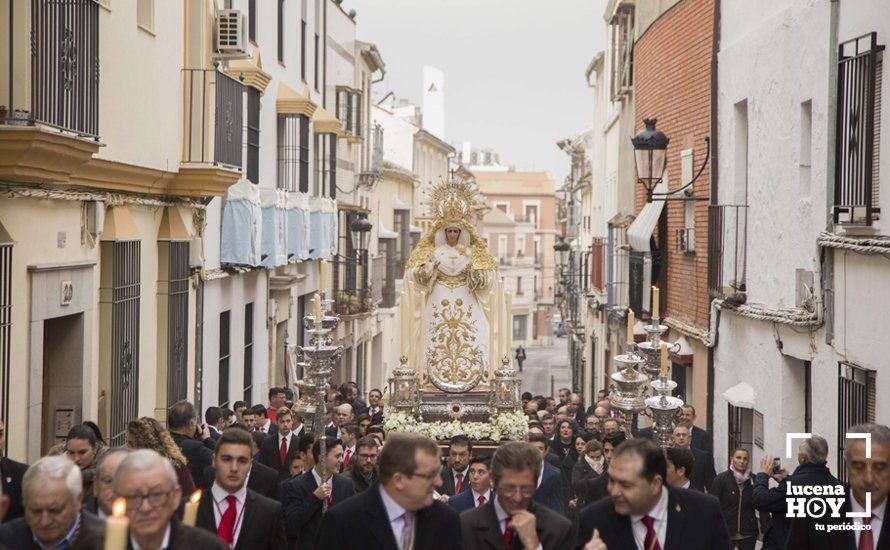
[553,237,570,271]
[350,214,373,253]
[631,118,670,201]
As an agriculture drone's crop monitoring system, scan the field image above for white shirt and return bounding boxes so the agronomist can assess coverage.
[493,496,543,550]
[852,494,887,549]
[630,487,668,550]
[260,419,271,433]
[292,423,304,438]
[471,488,492,507]
[311,467,332,491]
[278,431,293,453]
[131,524,171,550]
[680,480,691,490]
[211,481,249,546]
[451,466,468,490]
[380,485,410,546]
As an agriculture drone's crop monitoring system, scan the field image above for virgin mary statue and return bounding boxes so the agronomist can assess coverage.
[405,181,498,393]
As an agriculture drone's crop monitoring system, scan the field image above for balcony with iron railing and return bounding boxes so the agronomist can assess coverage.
[332,256,374,317]
[499,254,536,267]
[182,69,244,168]
[590,237,606,293]
[708,204,748,300]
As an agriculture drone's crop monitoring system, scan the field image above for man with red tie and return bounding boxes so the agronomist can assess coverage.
[367,388,384,422]
[440,434,473,499]
[461,442,573,549]
[340,424,360,472]
[577,438,730,550]
[195,428,287,549]
[449,456,494,513]
[257,407,298,482]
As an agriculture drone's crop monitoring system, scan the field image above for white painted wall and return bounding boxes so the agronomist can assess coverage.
[422,66,446,140]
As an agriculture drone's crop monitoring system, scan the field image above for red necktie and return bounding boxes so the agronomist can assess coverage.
[217,495,237,544]
[343,449,352,470]
[455,472,463,493]
[859,516,873,550]
[503,517,513,549]
[642,515,662,550]
[478,494,486,506]
[279,436,288,465]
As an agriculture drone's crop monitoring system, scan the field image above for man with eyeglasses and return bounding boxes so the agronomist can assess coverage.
[195,428,286,549]
[0,455,105,549]
[461,441,573,550]
[343,436,379,493]
[114,449,225,549]
[85,447,131,517]
[316,433,461,549]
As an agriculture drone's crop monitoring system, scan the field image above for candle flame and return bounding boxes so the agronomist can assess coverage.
[112,497,126,517]
[189,489,202,504]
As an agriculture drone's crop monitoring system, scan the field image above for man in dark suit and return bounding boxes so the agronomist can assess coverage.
[202,459,280,501]
[439,434,473,498]
[679,404,712,455]
[257,407,300,482]
[205,406,224,442]
[316,433,462,549]
[86,447,131,517]
[449,456,494,514]
[0,456,105,549]
[367,388,384,423]
[527,433,565,514]
[752,435,841,549]
[343,436,380,493]
[168,399,217,485]
[785,423,889,550]
[326,403,353,439]
[194,428,287,549]
[672,425,716,492]
[113,448,228,549]
[578,438,730,550]
[0,420,27,522]
[461,441,573,549]
[280,437,355,549]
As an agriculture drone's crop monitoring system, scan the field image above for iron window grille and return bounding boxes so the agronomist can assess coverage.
[837,362,875,484]
[835,33,884,226]
[30,0,100,137]
[219,310,231,407]
[107,241,141,447]
[246,87,261,184]
[277,114,309,192]
[708,204,748,300]
[248,0,256,42]
[0,243,11,452]
[727,404,754,455]
[609,5,634,102]
[165,242,189,406]
[393,210,410,278]
[313,132,335,197]
[243,303,254,403]
[277,0,284,62]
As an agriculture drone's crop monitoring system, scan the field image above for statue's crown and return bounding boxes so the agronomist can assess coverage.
[428,179,482,222]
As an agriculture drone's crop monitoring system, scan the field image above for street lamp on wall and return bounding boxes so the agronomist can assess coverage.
[631,118,710,203]
[349,214,373,256]
[553,237,570,271]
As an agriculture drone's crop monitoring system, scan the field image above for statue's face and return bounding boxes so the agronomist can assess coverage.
[445,227,461,246]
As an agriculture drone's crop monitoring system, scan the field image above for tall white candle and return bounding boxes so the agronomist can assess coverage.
[488,289,496,374]
[419,289,426,371]
[505,291,513,358]
[103,498,128,550]
[497,279,506,359]
[627,309,635,346]
[400,291,408,357]
[182,490,201,527]
[313,293,322,328]
[652,285,660,320]
[320,259,327,294]
[408,281,415,370]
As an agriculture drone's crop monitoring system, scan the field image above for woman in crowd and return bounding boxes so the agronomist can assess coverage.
[126,416,196,504]
[549,419,579,460]
[571,439,604,510]
[64,424,107,499]
[709,447,759,550]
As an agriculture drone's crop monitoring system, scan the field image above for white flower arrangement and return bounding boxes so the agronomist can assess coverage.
[382,409,529,442]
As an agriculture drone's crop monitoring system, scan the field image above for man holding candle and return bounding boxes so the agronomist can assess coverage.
[196,428,287,549]
[0,456,105,549]
[114,449,225,549]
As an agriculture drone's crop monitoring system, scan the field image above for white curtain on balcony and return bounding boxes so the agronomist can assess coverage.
[308,196,337,259]
[260,189,288,267]
[286,193,310,260]
[627,177,668,251]
[221,178,264,266]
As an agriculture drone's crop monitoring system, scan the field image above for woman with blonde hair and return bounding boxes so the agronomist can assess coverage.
[125,416,196,503]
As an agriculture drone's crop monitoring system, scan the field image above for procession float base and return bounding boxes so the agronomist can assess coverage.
[418,389,494,423]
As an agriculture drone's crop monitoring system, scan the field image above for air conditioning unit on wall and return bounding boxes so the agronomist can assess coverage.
[214,9,250,59]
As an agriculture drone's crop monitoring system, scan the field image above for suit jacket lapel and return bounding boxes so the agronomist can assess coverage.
[471,502,506,550]
[664,488,684,550]
[235,491,257,548]
[196,491,216,532]
[364,485,400,550]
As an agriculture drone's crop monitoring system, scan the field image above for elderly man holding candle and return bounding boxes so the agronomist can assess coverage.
[113,449,225,550]
[0,455,105,549]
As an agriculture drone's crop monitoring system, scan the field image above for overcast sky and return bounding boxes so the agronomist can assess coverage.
[343,0,608,184]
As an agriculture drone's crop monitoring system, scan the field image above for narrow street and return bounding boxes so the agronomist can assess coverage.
[515,340,571,398]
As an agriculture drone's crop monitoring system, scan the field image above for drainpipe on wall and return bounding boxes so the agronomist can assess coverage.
[706,0,721,437]
[194,274,204,413]
[823,0,840,345]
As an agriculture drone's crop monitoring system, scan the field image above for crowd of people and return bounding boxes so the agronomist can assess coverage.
[0,383,886,549]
